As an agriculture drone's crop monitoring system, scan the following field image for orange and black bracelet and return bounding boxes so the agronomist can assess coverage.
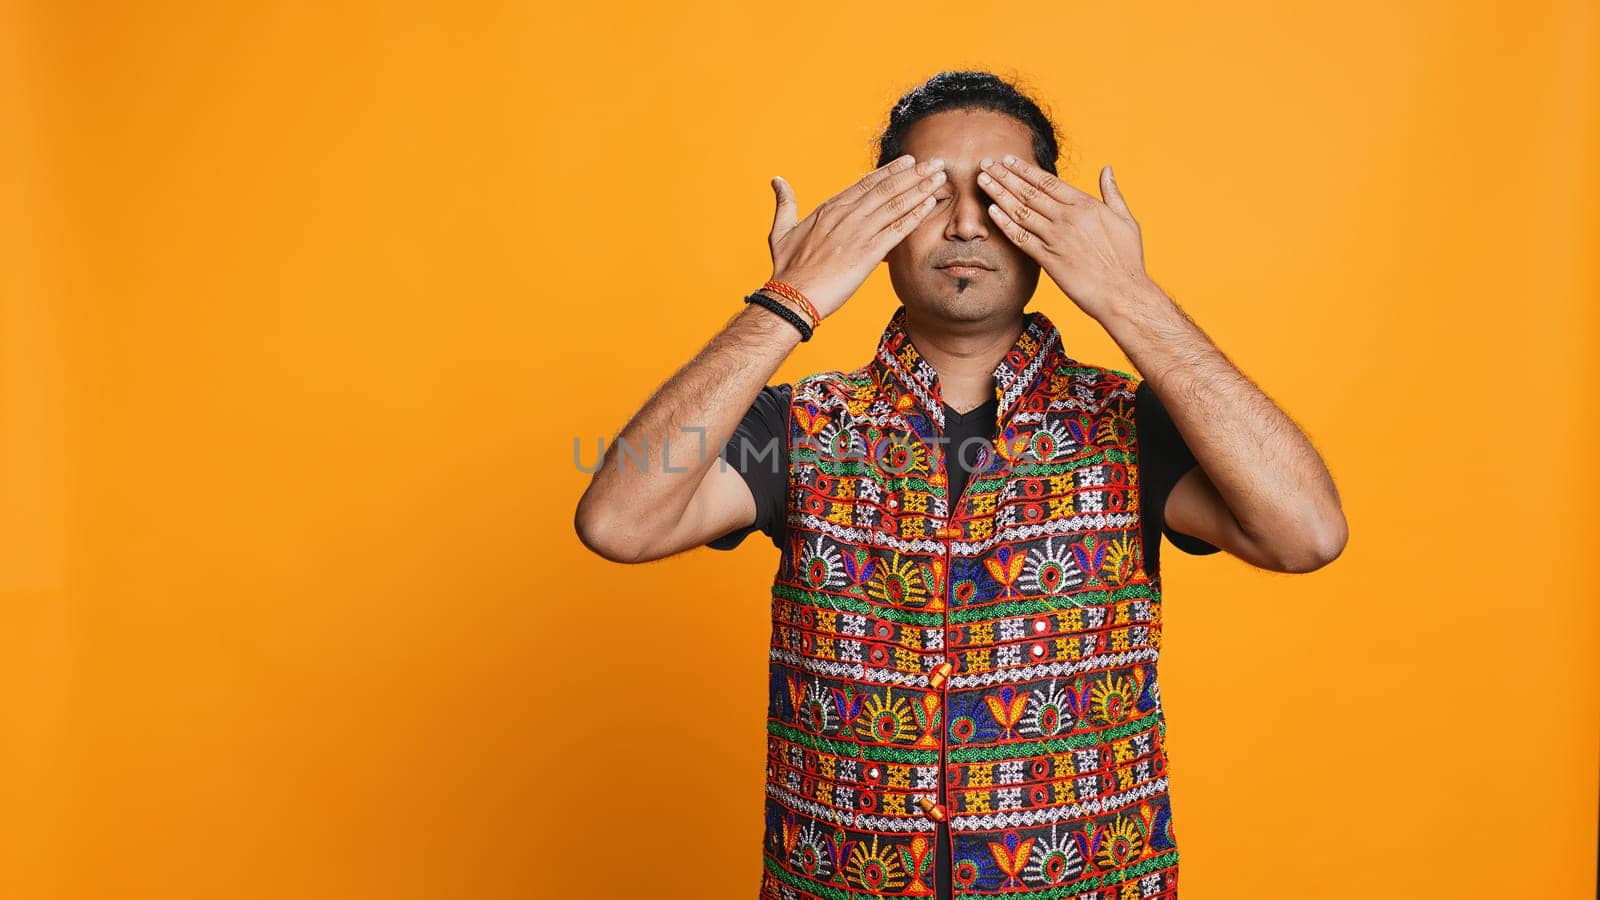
[761,280,822,326]
[744,291,813,342]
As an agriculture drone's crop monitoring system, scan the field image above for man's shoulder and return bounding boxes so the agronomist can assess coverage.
[1041,351,1141,411]
[794,364,875,402]
[1058,355,1140,388]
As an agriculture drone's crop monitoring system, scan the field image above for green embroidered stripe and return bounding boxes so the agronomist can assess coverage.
[772,582,1160,623]
[767,720,940,763]
[771,584,946,626]
[949,583,1157,622]
[948,711,1163,762]
[797,455,887,478]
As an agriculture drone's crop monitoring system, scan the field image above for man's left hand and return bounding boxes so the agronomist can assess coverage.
[977,155,1152,320]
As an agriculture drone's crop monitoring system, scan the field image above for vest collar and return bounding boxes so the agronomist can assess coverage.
[871,304,1062,430]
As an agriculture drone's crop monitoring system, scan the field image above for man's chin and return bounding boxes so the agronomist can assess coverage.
[905,291,1016,325]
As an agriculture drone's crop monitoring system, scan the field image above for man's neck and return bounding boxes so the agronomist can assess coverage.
[902,306,1026,414]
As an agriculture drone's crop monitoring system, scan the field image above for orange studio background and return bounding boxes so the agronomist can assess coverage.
[3,1,1596,898]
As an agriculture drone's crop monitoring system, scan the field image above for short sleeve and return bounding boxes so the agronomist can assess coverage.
[1135,380,1221,577]
[706,384,791,551]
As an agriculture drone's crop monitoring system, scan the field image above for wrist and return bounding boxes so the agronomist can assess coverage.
[742,290,814,342]
[756,288,816,328]
[761,279,824,328]
[1093,275,1167,328]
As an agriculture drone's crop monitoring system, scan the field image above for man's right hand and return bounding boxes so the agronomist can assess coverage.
[766,155,946,319]
[576,157,947,564]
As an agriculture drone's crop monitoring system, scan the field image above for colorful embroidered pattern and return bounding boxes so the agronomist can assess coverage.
[760,306,1179,899]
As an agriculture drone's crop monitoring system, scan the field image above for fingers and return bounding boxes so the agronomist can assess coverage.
[985,154,1095,208]
[844,154,920,205]
[863,163,947,245]
[870,190,941,255]
[858,156,946,219]
[977,164,1052,235]
[977,157,1069,227]
[984,201,1043,252]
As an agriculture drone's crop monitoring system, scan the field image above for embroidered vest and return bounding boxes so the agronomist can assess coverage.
[760,305,1180,900]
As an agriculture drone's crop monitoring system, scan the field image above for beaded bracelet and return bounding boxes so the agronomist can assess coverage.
[761,279,822,326]
[744,291,813,342]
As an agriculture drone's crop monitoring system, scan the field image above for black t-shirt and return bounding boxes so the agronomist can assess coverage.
[708,379,1221,579]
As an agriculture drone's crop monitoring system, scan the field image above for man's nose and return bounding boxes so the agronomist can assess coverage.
[945,186,991,241]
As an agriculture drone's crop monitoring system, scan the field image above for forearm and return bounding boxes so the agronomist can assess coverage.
[575,299,801,548]
[1098,279,1346,556]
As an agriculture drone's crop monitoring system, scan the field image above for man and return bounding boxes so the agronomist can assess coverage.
[575,71,1346,900]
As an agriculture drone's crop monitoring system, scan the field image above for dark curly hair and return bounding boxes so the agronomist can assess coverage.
[873,70,1065,175]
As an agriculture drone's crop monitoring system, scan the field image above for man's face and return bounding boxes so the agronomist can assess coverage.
[884,108,1045,325]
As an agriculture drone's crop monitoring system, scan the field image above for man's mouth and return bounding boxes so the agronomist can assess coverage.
[937,261,993,277]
